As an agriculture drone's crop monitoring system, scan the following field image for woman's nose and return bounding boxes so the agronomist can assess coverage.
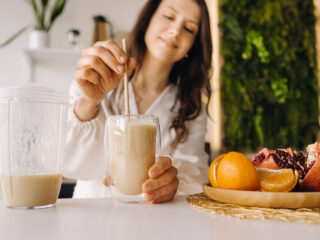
[168,28,178,37]
[167,24,182,38]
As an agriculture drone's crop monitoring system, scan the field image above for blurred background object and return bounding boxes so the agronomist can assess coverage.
[0,0,145,90]
[91,15,113,45]
[0,0,68,49]
[67,28,80,47]
[28,0,68,48]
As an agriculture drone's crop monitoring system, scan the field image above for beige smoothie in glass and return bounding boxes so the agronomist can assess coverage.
[106,115,160,202]
[0,87,69,209]
[1,174,62,208]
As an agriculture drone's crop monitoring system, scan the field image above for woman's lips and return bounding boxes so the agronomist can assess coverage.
[160,37,178,49]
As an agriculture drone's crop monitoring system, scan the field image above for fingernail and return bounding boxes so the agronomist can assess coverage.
[117,65,124,73]
[120,56,126,63]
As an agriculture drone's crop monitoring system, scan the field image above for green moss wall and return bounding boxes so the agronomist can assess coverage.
[220,0,319,151]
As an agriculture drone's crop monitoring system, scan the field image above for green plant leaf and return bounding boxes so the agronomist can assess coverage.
[41,0,49,7]
[242,30,270,63]
[40,0,49,30]
[47,0,67,31]
[270,76,288,104]
[29,0,38,16]
[0,26,29,48]
[253,107,264,145]
[220,15,244,42]
[29,0,43,30]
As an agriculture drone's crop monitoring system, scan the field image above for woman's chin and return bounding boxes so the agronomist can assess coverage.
[150,51,181,65]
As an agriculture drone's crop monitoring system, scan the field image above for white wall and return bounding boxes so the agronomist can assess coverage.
[0,0,146,90]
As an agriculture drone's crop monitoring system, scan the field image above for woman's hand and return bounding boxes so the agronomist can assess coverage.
[74,40,136,104]
[142,157,179,204]
[73,40,136,121]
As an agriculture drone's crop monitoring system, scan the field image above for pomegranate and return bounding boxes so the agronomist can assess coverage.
[251,142,320,191]
[299,143,320,191]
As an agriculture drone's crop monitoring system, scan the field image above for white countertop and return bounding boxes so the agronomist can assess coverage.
[0,196,319,240]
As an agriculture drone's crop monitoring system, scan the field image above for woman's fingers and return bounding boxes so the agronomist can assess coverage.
[94,40,127,64]
[77,55,112,81]
[79,51,136,83]
[74,67,100,85]
[149,190,177,204]
[74,40,137,103]
[148,156,172,179]
[127,57,137,72]
[144,178,179,203]
[83,46,124,75]
[142,166,178,193]
[142,157,179,204]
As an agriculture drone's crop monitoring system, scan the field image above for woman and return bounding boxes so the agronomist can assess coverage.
[63,0,212,204]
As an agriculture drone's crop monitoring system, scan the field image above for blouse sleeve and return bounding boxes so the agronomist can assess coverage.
[62,81,107,180]
[171,105,209,195]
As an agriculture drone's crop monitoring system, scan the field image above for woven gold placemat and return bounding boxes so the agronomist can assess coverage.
[187,193,320,224]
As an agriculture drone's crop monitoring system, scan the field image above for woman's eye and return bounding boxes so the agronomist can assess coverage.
[164,15,174,20]
[184,26,194,34]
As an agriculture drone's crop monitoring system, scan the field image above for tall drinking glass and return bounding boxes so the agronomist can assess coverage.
[0,87,69,209]
[105,115,161,203]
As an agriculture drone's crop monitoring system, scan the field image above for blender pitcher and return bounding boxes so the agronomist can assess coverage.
[0,87,69,209]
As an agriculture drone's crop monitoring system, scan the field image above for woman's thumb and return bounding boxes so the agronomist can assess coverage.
[127,57,137,72]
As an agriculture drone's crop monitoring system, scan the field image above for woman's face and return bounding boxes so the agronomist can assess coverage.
[144,0,201,64]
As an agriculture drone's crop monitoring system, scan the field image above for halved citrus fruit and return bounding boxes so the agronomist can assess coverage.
[208,154,225,188]
[208,152,260,191]
[256,168,299,192]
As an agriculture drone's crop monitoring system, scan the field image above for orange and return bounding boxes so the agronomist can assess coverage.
[208,154,225,188]
[257,168,299,192]
[208,152,259,191]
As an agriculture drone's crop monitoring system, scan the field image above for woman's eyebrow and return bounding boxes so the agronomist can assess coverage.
[166,6,199,25]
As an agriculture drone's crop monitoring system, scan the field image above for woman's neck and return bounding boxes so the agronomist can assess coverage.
[134,52,173,92]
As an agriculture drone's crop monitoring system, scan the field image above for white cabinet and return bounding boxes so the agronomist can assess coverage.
[23,48,82,92]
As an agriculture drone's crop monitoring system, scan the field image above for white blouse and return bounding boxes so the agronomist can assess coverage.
[63,80,209,198]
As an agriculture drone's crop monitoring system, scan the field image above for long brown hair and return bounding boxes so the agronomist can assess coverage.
[108,0,213,147]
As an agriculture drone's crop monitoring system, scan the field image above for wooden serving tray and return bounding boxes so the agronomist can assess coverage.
[203,184,320,209]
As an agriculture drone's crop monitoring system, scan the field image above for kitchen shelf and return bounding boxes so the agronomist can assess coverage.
[23,48,82,83]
